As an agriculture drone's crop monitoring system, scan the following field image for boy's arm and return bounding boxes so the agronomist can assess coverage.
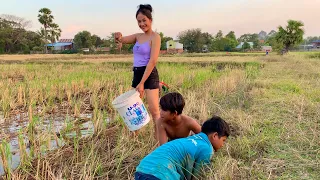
[192,152,211,179]
[156,119,168,145]
[188,117,202,134]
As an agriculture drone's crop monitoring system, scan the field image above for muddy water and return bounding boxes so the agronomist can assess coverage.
[0,113,97,175]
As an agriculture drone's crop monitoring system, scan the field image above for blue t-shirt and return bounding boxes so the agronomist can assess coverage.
[136,132,214,180]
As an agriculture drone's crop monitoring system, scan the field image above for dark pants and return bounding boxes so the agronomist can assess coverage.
[132,66,159,89]
[135,172,160,180]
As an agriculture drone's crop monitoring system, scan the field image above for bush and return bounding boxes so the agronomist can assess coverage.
[23,46,30,54]
[32,46,44,52]
[60,49,79,54]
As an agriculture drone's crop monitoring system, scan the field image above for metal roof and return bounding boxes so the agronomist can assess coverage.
[46,42,72,47]
[58,39,73,43]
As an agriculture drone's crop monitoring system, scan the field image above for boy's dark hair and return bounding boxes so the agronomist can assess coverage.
[136,4,153,20]
[201,116,230,137]
[160,92,185,115]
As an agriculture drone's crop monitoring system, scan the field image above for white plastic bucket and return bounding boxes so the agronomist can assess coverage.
[112,89,150,131]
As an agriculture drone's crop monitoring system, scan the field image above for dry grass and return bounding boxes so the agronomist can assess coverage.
[0,54,259,64]
[0,53,319,179]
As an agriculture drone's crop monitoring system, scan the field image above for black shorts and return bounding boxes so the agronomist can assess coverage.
[132,66,159,89]
[135,172,160,180]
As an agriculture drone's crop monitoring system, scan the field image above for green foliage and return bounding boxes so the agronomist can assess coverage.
[0,139,12,179]
[74,32,104,51]
[38,8,62,52]
[0,15,42,53]
[92,34,104,47]
[47,23,61,43]
[211,30,224,51]
[265,33,284,52]
[177,28,212,53]
[276,20,304,52]
[32,46,43,52]
[0,41,4,54]
[211,31,238,52]
[38,8,53,28]
[303,36,320,44]
[159,32,173,50]
[238,33,260,49]
[74,31,94,50]
[60,49,79,54]
[242,42,251,50]
[308,52,320,59]
[225,31,238,49]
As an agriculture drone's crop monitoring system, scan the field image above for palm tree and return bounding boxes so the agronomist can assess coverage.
[276,20,304,54]
[36,28,46,42]
[38,8,54,53]
[48,23,61,44]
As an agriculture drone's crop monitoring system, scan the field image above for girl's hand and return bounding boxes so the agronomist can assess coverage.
[114,32,122,50]
[114,32,122,43]
[135,83,144,98]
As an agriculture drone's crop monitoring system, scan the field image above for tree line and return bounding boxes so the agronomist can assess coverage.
[0,7,316,54]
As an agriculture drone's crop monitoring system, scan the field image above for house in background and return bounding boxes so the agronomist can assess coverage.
[46,39,74,51]
[166,40,183,53]
[202,45,209,53]
[95,47,111,53]
[312,40,320,48]
[261,46,272,52]
[236,42,254,49]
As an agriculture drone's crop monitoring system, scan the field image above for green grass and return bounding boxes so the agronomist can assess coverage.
[0,54,319,179]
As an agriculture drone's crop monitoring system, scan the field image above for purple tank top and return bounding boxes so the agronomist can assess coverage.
[133,41,151,67]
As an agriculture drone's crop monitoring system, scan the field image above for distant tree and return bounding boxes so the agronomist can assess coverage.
[159,32,173,50]
[24,31,42,49]
[74,31,93,50]
[102,33,133,54]
[103,33,119,54]
[303,36,320,44]
[48,23,61,43]
[102,36,113,48]
[215,30,223,39]
[242,42,251,51]
[91,34,103,47]
[268,30,277,37]
[226,31,236,41]
[276,20,304,53]
[211,30,224,51]
[202,32,213,45]
[0,15,41,53]
[38,8,54,53]
[177,28,210,53]
[0,14,31,29]
[91,35,97,48]
[266,34,284,51]
[258,31,267,40]
[225,31,238,50]
[238,33,260,49]
[211,31,237,52]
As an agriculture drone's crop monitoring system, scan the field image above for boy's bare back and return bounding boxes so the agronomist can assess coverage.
[162,115,201,141]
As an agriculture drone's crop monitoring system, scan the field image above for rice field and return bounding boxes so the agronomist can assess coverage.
[0,52,319,179]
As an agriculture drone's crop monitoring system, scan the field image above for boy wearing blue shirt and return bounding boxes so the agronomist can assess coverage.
[135,116,230,180]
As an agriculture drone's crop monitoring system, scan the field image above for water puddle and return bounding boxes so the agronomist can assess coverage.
[0,113,103,175]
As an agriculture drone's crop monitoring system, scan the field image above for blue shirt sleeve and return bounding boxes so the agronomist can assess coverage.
[192,145,213,178]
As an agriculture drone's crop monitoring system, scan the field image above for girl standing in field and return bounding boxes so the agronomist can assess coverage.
[115,4,161,139]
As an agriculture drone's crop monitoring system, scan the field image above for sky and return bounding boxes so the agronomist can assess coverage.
[1,0,319,39]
